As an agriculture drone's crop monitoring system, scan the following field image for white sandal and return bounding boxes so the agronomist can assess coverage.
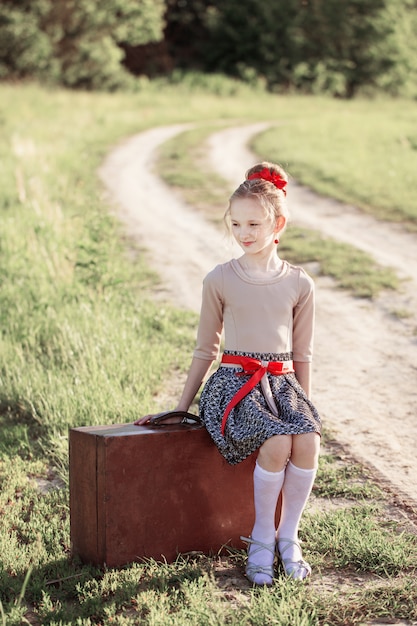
[240,536,276,586]
[277,538,312,580]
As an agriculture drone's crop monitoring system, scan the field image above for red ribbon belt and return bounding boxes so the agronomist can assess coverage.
[220,354,294,435]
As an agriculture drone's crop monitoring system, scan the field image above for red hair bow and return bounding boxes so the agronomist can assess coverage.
[247,168,287,195]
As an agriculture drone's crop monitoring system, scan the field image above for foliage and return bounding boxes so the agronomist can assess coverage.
[163,0,211,69]
[153,0,417,98]
[1,0,417,95]
[200,0,299,89]
[291,0,417,97]
[0,0,165,89]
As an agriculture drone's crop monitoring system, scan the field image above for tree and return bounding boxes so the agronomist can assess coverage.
[0,0,165,89]
[292,0,417,97]
[154,0,417,98]
[0,1,55,80]
[201,0,299,89]
[121,0,212,76]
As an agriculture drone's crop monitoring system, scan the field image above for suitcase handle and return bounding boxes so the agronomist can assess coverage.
[148,410,202,428]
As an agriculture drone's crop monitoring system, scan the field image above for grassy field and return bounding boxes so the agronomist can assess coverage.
[1,79,417,624]
[252,98,417,227]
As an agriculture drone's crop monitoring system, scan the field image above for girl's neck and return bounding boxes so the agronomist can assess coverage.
[238,252,283,276]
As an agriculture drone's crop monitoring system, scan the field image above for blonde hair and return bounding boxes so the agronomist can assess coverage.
[224,161,289,231]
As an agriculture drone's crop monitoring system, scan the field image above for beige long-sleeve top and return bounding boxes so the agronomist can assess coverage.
[193,259,315,363]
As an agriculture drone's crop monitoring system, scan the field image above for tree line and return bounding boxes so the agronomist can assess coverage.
[1,0,416,97]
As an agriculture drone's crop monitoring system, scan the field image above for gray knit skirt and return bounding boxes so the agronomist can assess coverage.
[199,350,321,465]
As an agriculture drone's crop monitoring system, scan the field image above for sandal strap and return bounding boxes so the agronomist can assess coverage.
[241,536,276,556]
[276,537,311,578]
[276,537,301,555]
[240,536,275,584]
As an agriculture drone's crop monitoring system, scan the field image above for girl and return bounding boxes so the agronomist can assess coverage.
[136,162,321,585]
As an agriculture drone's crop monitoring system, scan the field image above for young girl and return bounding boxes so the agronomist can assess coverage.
[137,162,321,585]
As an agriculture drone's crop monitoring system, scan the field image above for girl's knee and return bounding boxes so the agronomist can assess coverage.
[290,432,320,469]
[258,434,292,472]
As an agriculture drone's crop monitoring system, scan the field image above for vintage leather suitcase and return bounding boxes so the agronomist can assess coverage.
[69,414,277,568]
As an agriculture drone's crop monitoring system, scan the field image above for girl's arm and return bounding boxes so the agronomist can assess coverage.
[293,361,312,399]
[175,356,214,412]
[134,356,214,424]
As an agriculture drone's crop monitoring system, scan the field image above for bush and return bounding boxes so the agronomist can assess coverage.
[0,0,165,90]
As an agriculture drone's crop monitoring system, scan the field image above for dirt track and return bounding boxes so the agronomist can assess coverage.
[100,123,417,507]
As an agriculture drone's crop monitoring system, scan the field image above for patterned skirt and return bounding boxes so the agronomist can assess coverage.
[199,350,321,465]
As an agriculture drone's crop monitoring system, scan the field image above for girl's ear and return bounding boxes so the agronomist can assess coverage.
[275,215,287,234]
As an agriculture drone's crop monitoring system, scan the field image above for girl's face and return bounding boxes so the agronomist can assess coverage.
[230,197,278,255]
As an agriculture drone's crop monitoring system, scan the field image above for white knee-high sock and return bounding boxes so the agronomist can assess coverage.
[277,461,317,562]
[251,461,286,544]
[248,461,285,584]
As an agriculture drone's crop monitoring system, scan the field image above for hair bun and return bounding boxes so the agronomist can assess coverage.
[247,163,288,194]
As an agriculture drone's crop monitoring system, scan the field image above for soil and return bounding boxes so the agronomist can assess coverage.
[99,122,417,509]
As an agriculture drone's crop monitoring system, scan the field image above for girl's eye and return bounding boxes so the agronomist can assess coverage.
[250,223,259,227]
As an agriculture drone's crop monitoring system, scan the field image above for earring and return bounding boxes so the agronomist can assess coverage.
[274,238,279,244]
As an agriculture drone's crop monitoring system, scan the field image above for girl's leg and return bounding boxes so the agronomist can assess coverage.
[290,431,320,469]
[245,435,291,585]
[276,432,320,579]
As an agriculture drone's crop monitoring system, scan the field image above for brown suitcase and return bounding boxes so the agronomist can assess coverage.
[69,414,269,567]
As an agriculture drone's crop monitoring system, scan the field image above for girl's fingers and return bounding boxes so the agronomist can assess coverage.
[133,415,153,425]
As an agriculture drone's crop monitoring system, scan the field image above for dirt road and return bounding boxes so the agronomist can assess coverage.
[100,123,417,507]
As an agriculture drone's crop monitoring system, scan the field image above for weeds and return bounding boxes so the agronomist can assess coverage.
[0,566,33,626]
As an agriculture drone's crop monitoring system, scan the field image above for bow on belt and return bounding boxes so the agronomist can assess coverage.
[220,354,294,435]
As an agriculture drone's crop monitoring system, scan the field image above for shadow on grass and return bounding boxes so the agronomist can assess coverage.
[0,400,45,459]
[2,554,212,625]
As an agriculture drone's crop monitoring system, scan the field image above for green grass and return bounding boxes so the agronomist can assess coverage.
[305,503,417,575]
[1,79,417,624]
[251,98,417,229]
[314,454,384,500]
[1,444,417,623]
[279,226,399,298]
[157,123,231,223]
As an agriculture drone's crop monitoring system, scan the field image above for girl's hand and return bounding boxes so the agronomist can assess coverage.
[133,410,187,426]
[133,414,155,425]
